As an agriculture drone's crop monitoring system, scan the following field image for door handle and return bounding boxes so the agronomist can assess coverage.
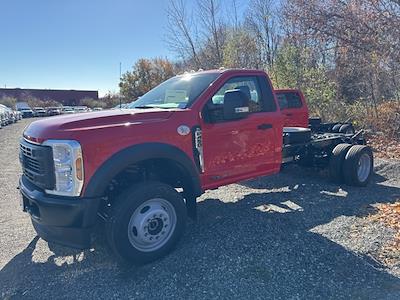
[285,113,293,116]
[257,123,272,130]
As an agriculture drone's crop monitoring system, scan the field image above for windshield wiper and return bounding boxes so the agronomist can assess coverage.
[134,105,169,109]
[134,105,158,109]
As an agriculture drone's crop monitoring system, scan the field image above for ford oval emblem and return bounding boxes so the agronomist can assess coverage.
[177,125,190,136]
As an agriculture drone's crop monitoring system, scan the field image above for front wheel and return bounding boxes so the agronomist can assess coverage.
[106,182,187,264]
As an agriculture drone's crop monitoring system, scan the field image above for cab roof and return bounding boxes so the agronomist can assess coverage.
[177,68,268,77]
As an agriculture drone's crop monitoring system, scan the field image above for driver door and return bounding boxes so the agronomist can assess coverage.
[200,75,280,189]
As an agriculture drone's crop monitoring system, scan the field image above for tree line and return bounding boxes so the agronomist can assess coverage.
[119,0,400,136]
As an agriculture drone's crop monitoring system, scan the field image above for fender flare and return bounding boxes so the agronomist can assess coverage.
[83,142,202,198]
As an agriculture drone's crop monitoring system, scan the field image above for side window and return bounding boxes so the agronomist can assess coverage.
[276,94,288,110]
[277,92,302,110]
[258,75,277,112]
[287,93,302,108]
[211,76,262,113]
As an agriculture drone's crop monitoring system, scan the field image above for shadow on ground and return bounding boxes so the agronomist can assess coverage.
[1,164,400,299]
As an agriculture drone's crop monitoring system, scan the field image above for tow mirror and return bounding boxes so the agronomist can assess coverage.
[223,89,249,120]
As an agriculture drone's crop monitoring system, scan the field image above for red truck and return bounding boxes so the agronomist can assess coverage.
[19,69,373,264]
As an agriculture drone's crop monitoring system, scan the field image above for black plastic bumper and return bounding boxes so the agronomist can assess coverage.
[19,175,101,249]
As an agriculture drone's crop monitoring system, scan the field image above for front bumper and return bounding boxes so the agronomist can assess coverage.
[19,175,101,249]
[22,112,33,118]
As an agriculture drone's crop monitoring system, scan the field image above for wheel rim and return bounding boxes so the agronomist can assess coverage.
[357,153,371,182]
[127,198,177,252]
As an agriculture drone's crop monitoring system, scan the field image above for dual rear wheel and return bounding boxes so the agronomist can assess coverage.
[329,143,373,186]
[332,123,355,134]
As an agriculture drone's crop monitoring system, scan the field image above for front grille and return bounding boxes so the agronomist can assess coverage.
[20,139,55,190]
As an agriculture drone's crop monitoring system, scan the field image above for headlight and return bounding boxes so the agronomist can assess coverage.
[43,140,84,197]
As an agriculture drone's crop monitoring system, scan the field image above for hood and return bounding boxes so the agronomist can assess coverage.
[24,108,175,143]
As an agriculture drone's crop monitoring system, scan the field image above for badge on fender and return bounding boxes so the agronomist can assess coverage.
[177,125,190,136]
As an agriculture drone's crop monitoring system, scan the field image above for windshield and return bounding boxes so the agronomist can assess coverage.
[128,73,219,109]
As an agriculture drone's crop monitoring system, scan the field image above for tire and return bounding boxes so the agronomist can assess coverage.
[329,143,352,183]
[342,145,373,186]
[106,181,187,264]
[283,127,311,144]
[331,123,342,132]
[339,124,355,134]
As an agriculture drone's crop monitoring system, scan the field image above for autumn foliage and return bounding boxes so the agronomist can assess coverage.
[368,201,400,265]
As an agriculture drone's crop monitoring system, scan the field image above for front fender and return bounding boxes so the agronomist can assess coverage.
[83,142,202,198]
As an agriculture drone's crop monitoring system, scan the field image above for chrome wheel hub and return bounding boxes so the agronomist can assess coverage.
[357,153,371,182]
[127,198,176,252]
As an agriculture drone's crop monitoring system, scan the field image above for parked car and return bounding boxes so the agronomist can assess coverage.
[0,105,9,125]
[33,107,47,117]
[16,111,22,120]
[93,107,103,111]
[8,109,15,123]
[11,110,19,123]
[46,107,61,116]
[73,106,89,113]
[0,104,17,123]
[0,107,7,127]
[19,69,373,264]
[61,106,75,114]
[18,107,34,118]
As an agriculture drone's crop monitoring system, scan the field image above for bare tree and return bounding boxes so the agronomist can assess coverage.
[166,0,201,68]
[197,0,227,67]
[226,0,240,31]
[245,0,281,71]
[282,0,400,105]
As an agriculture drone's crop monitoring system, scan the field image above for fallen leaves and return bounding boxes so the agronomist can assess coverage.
[367,135,400,160]
[367,201,400,266]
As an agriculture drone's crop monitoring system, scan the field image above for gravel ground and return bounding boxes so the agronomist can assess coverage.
[0,119,400,299]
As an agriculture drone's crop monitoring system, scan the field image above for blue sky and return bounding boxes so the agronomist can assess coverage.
[0,0,175,96]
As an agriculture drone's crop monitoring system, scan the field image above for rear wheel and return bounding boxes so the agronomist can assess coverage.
[343,145,373,186]
[329,143,352,183]
[106,182,187,264]
[332,124,342,132]
[339,124,355,134]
